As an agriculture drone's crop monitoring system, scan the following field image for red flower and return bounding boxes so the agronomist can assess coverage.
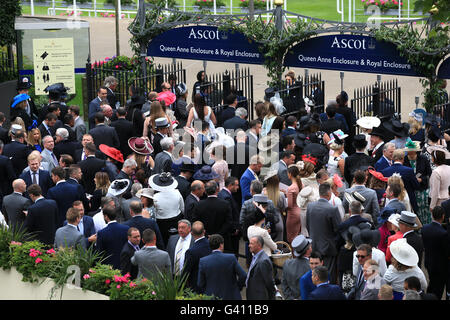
[105,279,111,284]
[35,258,43,264]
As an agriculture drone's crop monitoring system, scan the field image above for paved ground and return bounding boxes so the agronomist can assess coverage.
[37,14,425,118]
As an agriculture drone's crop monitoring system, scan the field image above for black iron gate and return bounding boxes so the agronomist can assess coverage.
[351,79,401,133]
[85,61,186,108]
[199,68,254,119]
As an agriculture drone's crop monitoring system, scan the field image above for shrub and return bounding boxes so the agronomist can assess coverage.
[239,0,267,10]
[194,0,227,8]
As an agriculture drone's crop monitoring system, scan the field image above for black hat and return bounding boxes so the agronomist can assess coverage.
[340,91,349,103]
[353,134,368,149]
[425,114,441,126]
[382,118,410,138]
[148,172,178,192]
[44,83,69,99]
[264,87,276,102]
[253,207,266,224]
[369,126,385,139]
[294,133,308,149]
[352,227,380,248]
[17,76,32,90]
[129,95,146,108]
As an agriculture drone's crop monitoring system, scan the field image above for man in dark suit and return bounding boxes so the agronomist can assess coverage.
[166,219,195,274]
[320,104,348,135]
[88,86,108,129]
[184,180,205,222]
[2,179,31,232]
[114,158,137,199]
[381,149,420,214]
[218,176,241,256]
[47,167,83,228]
[223,107,248,132]
[53,127,80,160]
[110,107,134,158]
[281,116,298,137]
[309,265,346,300]
[74,134,103,163]
[38,113,57,139]
[104,76,120,110]
[0,112,10,144]
[229,130,257,191]
[62,113,77,142]
[78,142,106,194]
[397,211,424,268]
[19,152,53,197]
[193,181,233,242]
[120,227,141,279]
[344,134,374,185]
[68,105,86,142]
[122,201,165,250]
[175,164,194,200]
[153,137,174,174]
[88,112,120,150]
[246,235,276,300]
[375,142,395,172]
[306,183,342,284]
[65,200,96,247]
[96,205,130,270]
[183,221,212,293]
[368,127,385,163]
[218,94,237,127]
[24,184,59,246]
[3,130,31,177]
[151,117,171,158]
[197,233,246,299]
[66,165,91,212]
[421,207,449,299]
[0,141,16,205]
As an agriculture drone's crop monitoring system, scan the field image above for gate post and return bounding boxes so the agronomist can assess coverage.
[155,64,164,92]
[372,85,380,116]
[84,59,93,122]
[222,70,231,102]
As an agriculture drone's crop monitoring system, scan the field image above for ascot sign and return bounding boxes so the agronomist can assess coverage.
[147,26,265,65]
[284,34,422,77]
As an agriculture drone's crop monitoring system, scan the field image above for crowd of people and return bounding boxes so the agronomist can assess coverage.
[0,72,449,301]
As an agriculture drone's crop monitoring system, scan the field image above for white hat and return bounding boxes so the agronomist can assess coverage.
[107,179,130,197]
[387,213,401,229]
[389,238,419,267]
[148,172,178,192]
[136,188,155,200]
[356,116,381,129]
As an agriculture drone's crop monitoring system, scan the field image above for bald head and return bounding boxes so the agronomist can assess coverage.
[191,180,205,198]
[235,130,247,143]
[101,104,113,118]
[12,179,27,193]
[191,221,205,239]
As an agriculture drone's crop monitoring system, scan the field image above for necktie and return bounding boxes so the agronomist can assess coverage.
[83,152,87,161]
[32,172,37,184]
[51,152,58,165]
[175,238,185,275]
[134,245,140,252]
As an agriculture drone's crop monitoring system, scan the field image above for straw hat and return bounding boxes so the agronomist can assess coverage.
[390,238,419,267]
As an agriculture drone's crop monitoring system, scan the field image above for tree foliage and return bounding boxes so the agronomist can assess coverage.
[0,0,21,47]
[414,0,450,23]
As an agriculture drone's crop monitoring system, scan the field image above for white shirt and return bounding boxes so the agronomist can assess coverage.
[174,233,192,271]
[30,170,40,185]
[93,211,107,232]
[353,248,387,277]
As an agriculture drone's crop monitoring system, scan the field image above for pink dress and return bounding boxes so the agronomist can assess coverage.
[286,183,301,244]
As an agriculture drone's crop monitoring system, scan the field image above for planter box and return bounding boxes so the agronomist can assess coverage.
[192,6,227,13]
[364,9,401,15]
[239,8,267,13]
[0,267,109,300]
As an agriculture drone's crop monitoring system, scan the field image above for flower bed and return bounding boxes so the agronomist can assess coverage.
[0,226,213,300]
[362,0,402,13]
[194,0,227,9]
[91,55,153,71]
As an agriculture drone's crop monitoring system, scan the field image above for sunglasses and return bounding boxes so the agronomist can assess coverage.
[356,255,367,259]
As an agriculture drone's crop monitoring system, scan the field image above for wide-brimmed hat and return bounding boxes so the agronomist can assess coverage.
[17,76,32,90]
[426,145,450,160]
[157,91,176,106]
[304,96,315,107]
[11,93,30,108]
[192,165,220,181]
[258,132,279,152]
[155,117,170,128]
[263,169,278,182]
[128,95,146,108]
[377,207,400,225]
[390,238,418,267]
[148,172,178,192]
[291,235,312,257]
[408,111,424,123]
[328,129,348,146]
[356,116,381,130]
[353,134,368,149]
[368,169,388,183]
[397,211,418,228]
[403,140,422,152]
[344,223,372,246]
[388,213,401,229]
[369,126,385,139]
[382,119,410,138]
[294,133,308,149]
[352,228,381,248]
[128,137,154,155]
[107,179,130,197]
[424,114,441,126]
[253,193,269,204]
[99,144,124,163]
[136,188,155,200]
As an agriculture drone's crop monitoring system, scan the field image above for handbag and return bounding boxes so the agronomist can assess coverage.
[42,62,49,71]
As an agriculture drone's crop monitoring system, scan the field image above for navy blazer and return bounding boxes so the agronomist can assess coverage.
[223,116,248,132]
[198,250,246,300]
[122,216,165,250]
[24,198,59,246]
[183,237,212,293]
[120,241,139,279]
[66,178,91,212]
[184,193,200,223]
[375,156,391,172]
[88,97,102,129]
[309,283,347,300]
[3,141,31,176]
[47,181,84,228]
[381,163,420,213]
[96,222,130,270]
[240,168,257,204]
[218,189,240,230]
[403,154,432,191]
[219,106,236,127]
[281,127,297,137]
[319,112,349,133]
[422,222,449,274]
[19,169,53,197]
[88,124,120,150]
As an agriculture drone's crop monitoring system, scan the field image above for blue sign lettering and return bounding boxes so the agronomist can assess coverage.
[284,35,421,77]
[147,26,264,65]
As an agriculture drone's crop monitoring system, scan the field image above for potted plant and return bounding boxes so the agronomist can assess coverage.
[363,0,403,15]
[239,0,267,12]
[193,0,227,12]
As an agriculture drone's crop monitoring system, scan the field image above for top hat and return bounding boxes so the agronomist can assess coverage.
[99,144,124,163]
[291,235,312,257]
[356,116,381,130]
[353,134,368,149]
[397,211,418,228]
[17,77,32,90]
[148,172,178,192]
[128,137,154,155]
[107,179,130,197]
[389,238,419,267]
[369,126,385,139]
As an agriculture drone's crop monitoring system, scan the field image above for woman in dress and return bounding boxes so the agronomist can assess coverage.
[263,170,287,242]
[422,125,448,171]
[27,128,42,152]
[327,130,348,194]
[429,149,450,210]
[298,160,319,200]
[186,93,217,139]
[286,165,302,244]
[89,172,110,212]
[143,101,171,140]
[403,141,432,224]
[247,203,278,258]
[261,102,278,137]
